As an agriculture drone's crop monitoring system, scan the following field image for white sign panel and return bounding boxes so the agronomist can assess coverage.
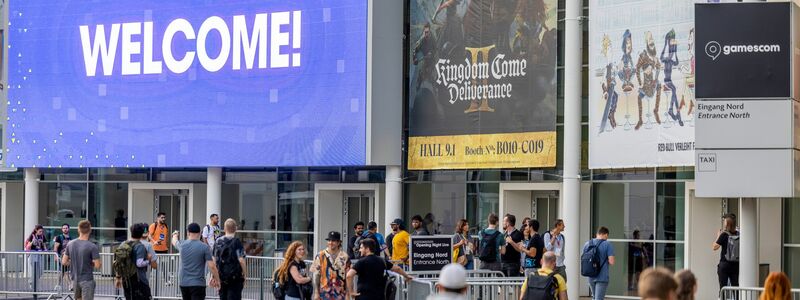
[589,0,701,168]
[695,149,795,197]
[695,100,796,149]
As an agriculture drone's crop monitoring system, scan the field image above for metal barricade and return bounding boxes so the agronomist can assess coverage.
[0,251,65,299]
[93,253,123,300]
[720,286,800,300]
[406,279,435,300]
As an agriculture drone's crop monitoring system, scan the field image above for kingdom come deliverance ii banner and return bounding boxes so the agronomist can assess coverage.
[407,0,557,170]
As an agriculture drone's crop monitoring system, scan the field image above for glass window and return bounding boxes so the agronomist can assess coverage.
[785,246,800,288]
[466,183,499,233]
[41,168,87,181]
[222,183,277,231]
[657,183,685,241]
[592,182,655,240]
[223,169,278,182]
[277,183,314,249]
[656,243,684,272]
[656,167,695,180]
[40,183,88,229]
[153,169,206,182]
[88,183,129,244]
[785,198,800,244]
[90,168,149,181]
[406,182,465,235]
[606,241,656,297]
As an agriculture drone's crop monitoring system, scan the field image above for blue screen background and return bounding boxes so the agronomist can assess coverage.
[7,0,367,167]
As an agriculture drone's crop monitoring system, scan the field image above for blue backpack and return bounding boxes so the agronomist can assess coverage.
[580,239,606,277]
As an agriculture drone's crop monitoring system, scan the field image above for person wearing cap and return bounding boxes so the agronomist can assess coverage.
[426,263,468,300]
[311,231,350,300]
[172,223,220,300]
[390,219,410,267]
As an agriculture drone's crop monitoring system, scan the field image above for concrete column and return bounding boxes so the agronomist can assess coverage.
[739,198,759,287]
[563,0,583,297]
[384,165,402,234]
[24,168,39,237]
[206,167,222,220]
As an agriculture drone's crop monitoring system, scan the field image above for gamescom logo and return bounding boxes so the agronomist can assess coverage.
[704,41,781,61]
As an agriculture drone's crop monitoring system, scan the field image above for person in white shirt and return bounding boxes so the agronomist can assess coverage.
[202,214,222,249]
[543,219,566,281]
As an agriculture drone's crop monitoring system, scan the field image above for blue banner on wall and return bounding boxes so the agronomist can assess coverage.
[7,0,367,167]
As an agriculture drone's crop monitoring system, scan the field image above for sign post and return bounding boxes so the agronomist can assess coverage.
[409,235,453,272]
[694,2,800,197]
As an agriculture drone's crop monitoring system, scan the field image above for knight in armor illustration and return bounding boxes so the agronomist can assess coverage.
[413,23,437,91]
[661,29,683,126]
[618,30,635,93]
[599,34,618,132]
[635,31,662,129]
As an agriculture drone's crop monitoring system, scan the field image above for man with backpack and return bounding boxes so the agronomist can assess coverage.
[354,221,386,259]
[172,223,221,300]
[519,251,567,300]
[203,213,223,249]
[347,222,365,259]
[53,224,72,291]
[580,226,615,300]
[114,223,154,300]
[478,213,506,271]
[543,219,566,282]
[213,219,247,300]
[311,231,350,300]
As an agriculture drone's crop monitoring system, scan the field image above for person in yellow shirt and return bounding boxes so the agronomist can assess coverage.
[389,219,410,267]
[520,251,568,300]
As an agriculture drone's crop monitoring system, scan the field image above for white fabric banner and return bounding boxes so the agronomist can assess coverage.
[588,0,717,168]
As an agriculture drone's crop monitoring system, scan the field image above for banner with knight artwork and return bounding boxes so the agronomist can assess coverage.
[407,0,557,170]
[589,0,713,168]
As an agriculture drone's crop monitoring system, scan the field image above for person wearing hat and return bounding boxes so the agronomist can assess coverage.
[310,231,350,300]
[172,223,220,300]
[426,263,468,300]
[390,218,410,268]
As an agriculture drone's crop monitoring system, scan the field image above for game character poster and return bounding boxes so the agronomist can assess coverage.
[589,0,712,169]
[407,0,557,170]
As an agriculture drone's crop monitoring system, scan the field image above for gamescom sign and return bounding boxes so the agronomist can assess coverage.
[695,2,792,99]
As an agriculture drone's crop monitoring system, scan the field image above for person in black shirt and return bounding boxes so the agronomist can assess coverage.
[275,241,311,300]
[53,224,72,290]
[346,239,412,300]
[348,222,365,259]
[510,219,544,276]
[501,214,524,277]
[713,214,739,291]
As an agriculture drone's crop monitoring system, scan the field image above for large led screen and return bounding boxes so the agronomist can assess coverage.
[7,0,367,167]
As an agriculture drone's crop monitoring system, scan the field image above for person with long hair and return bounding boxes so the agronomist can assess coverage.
[275,241,311,300]
[674,269,697,300]
[760,272,792,300]
[25,224,47,287]
[712,214,739,291]
[451,219,474,270]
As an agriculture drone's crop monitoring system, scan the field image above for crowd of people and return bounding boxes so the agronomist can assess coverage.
[19,210,796,300]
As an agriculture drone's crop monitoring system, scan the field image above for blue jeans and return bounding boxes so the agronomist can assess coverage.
[464,259,474,270]
[589,279,608,300]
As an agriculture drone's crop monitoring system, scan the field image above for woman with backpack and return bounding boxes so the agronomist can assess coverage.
[275,241,312,300]
[712,214,739,291]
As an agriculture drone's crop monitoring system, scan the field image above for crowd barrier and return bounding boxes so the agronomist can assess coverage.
[0,251,518,300]
[408,277,525,300]
[720,286,800,300]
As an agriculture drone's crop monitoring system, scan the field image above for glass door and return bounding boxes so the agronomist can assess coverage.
[153,189,187,253]
[531,190,560,230]
[343,191,374,243]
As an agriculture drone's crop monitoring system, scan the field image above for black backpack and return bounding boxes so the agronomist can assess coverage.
[384,271,397,300]
[478,230,501,262]
[724,232,740,262]
[580,239,606,277]
[524,272,559,300]
[215,237,243,283]
[354,233,376,259]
